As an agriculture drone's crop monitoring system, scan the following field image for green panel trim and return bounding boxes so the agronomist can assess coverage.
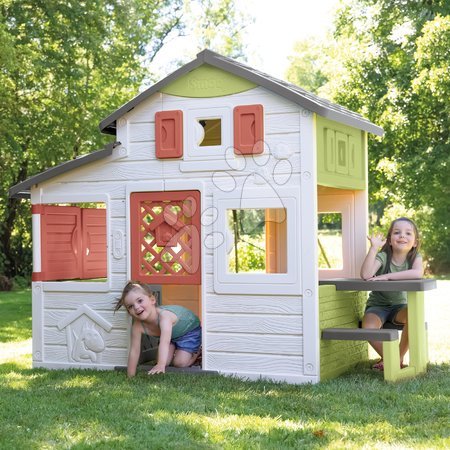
[160,65,257,98]
[316,115,367,190]
[319,285,368,381]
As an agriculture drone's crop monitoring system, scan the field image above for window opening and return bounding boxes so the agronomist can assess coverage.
[318,213,343,269]
[198,118,221,146]
[227,208,287,274]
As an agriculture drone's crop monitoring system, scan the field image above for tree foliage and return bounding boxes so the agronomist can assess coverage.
[0,0,247,281]
[287,0,450,273]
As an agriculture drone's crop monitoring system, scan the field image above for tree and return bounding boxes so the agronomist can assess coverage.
[285,38,328,94]
[286,0,450,273]
[0,0,248,281]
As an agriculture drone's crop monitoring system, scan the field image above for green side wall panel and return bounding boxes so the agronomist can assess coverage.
[160,65,258,98]
[319,285,368,381]
[316,115,367,190]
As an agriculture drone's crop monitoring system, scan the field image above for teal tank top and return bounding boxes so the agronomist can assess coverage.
[141,305,200,339]
[159,305,200,339]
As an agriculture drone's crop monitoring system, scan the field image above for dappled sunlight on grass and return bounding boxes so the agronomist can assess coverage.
[148,410,430,449]
[152,410,332,447]
[0,339,31,366]
[57,374,104,389]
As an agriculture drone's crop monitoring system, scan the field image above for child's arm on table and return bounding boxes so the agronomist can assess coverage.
[127,322,142,378]
[368,256,424,281]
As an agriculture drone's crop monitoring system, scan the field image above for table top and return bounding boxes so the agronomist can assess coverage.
[319,278,437,292]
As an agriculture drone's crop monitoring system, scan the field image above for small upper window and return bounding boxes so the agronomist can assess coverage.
[198,119,221,146]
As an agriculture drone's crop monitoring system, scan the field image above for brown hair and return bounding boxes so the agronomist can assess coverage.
[114,281,155,312]
[380,217,420,275]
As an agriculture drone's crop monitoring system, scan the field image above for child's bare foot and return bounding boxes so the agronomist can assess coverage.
[372,360,384,371]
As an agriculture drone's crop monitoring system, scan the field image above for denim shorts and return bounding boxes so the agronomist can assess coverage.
[365,304,407,325]
[171,326,201,354]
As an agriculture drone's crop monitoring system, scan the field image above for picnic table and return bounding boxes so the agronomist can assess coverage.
[319,278,437,382]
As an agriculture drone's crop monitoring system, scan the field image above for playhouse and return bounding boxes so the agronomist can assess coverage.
[10,49,386,384]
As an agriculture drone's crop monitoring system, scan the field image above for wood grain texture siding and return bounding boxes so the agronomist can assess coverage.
[205,294,302,314]
[42,182,125,199]
[207,313,302,335]
[265,112,300,134]
[127,142,157,161]
[60,161,164,183]
[206,352,302,374]
[43,294,121,309]
[206,333,302,355]
[129,122,155,142]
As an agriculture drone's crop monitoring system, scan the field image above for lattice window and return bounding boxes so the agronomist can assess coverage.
[130,191,201,284]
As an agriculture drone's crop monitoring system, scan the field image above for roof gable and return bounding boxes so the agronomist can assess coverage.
[99,49,383,137]
[160,64,257,97]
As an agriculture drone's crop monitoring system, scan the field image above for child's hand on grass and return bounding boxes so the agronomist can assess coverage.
[148,363,165,375]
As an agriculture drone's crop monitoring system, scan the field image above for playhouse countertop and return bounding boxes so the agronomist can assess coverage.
[319,278,437,292]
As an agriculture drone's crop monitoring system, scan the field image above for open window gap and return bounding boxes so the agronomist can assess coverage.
[198,118,222,146]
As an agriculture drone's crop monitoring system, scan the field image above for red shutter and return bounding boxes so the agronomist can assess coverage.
[233,104,264,155]
[33,205,107,281]
[81,208,107,279]
[37,205,82,281]
[155,110,183,159]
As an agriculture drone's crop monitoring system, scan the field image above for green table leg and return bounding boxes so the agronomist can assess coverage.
[383,340,400,382]
[407,291,427,375]
[383,291,428,382]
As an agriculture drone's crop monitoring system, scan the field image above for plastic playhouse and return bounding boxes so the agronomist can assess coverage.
[10,50,435,383]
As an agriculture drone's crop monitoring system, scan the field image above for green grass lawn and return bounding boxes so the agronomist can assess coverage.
[0,288,449,449]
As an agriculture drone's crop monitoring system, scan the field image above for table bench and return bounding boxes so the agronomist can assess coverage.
[319,278,437,382]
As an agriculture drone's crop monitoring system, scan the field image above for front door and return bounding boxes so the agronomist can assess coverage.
[130,190,202,322]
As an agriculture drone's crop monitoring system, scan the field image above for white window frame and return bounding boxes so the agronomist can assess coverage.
[317,194,354,279]
[213,188,301,295]
[186,107,231,159]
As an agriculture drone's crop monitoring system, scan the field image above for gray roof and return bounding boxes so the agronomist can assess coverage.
[9,142,119,199]
[100,49,383,136]
[10,50,383,200]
